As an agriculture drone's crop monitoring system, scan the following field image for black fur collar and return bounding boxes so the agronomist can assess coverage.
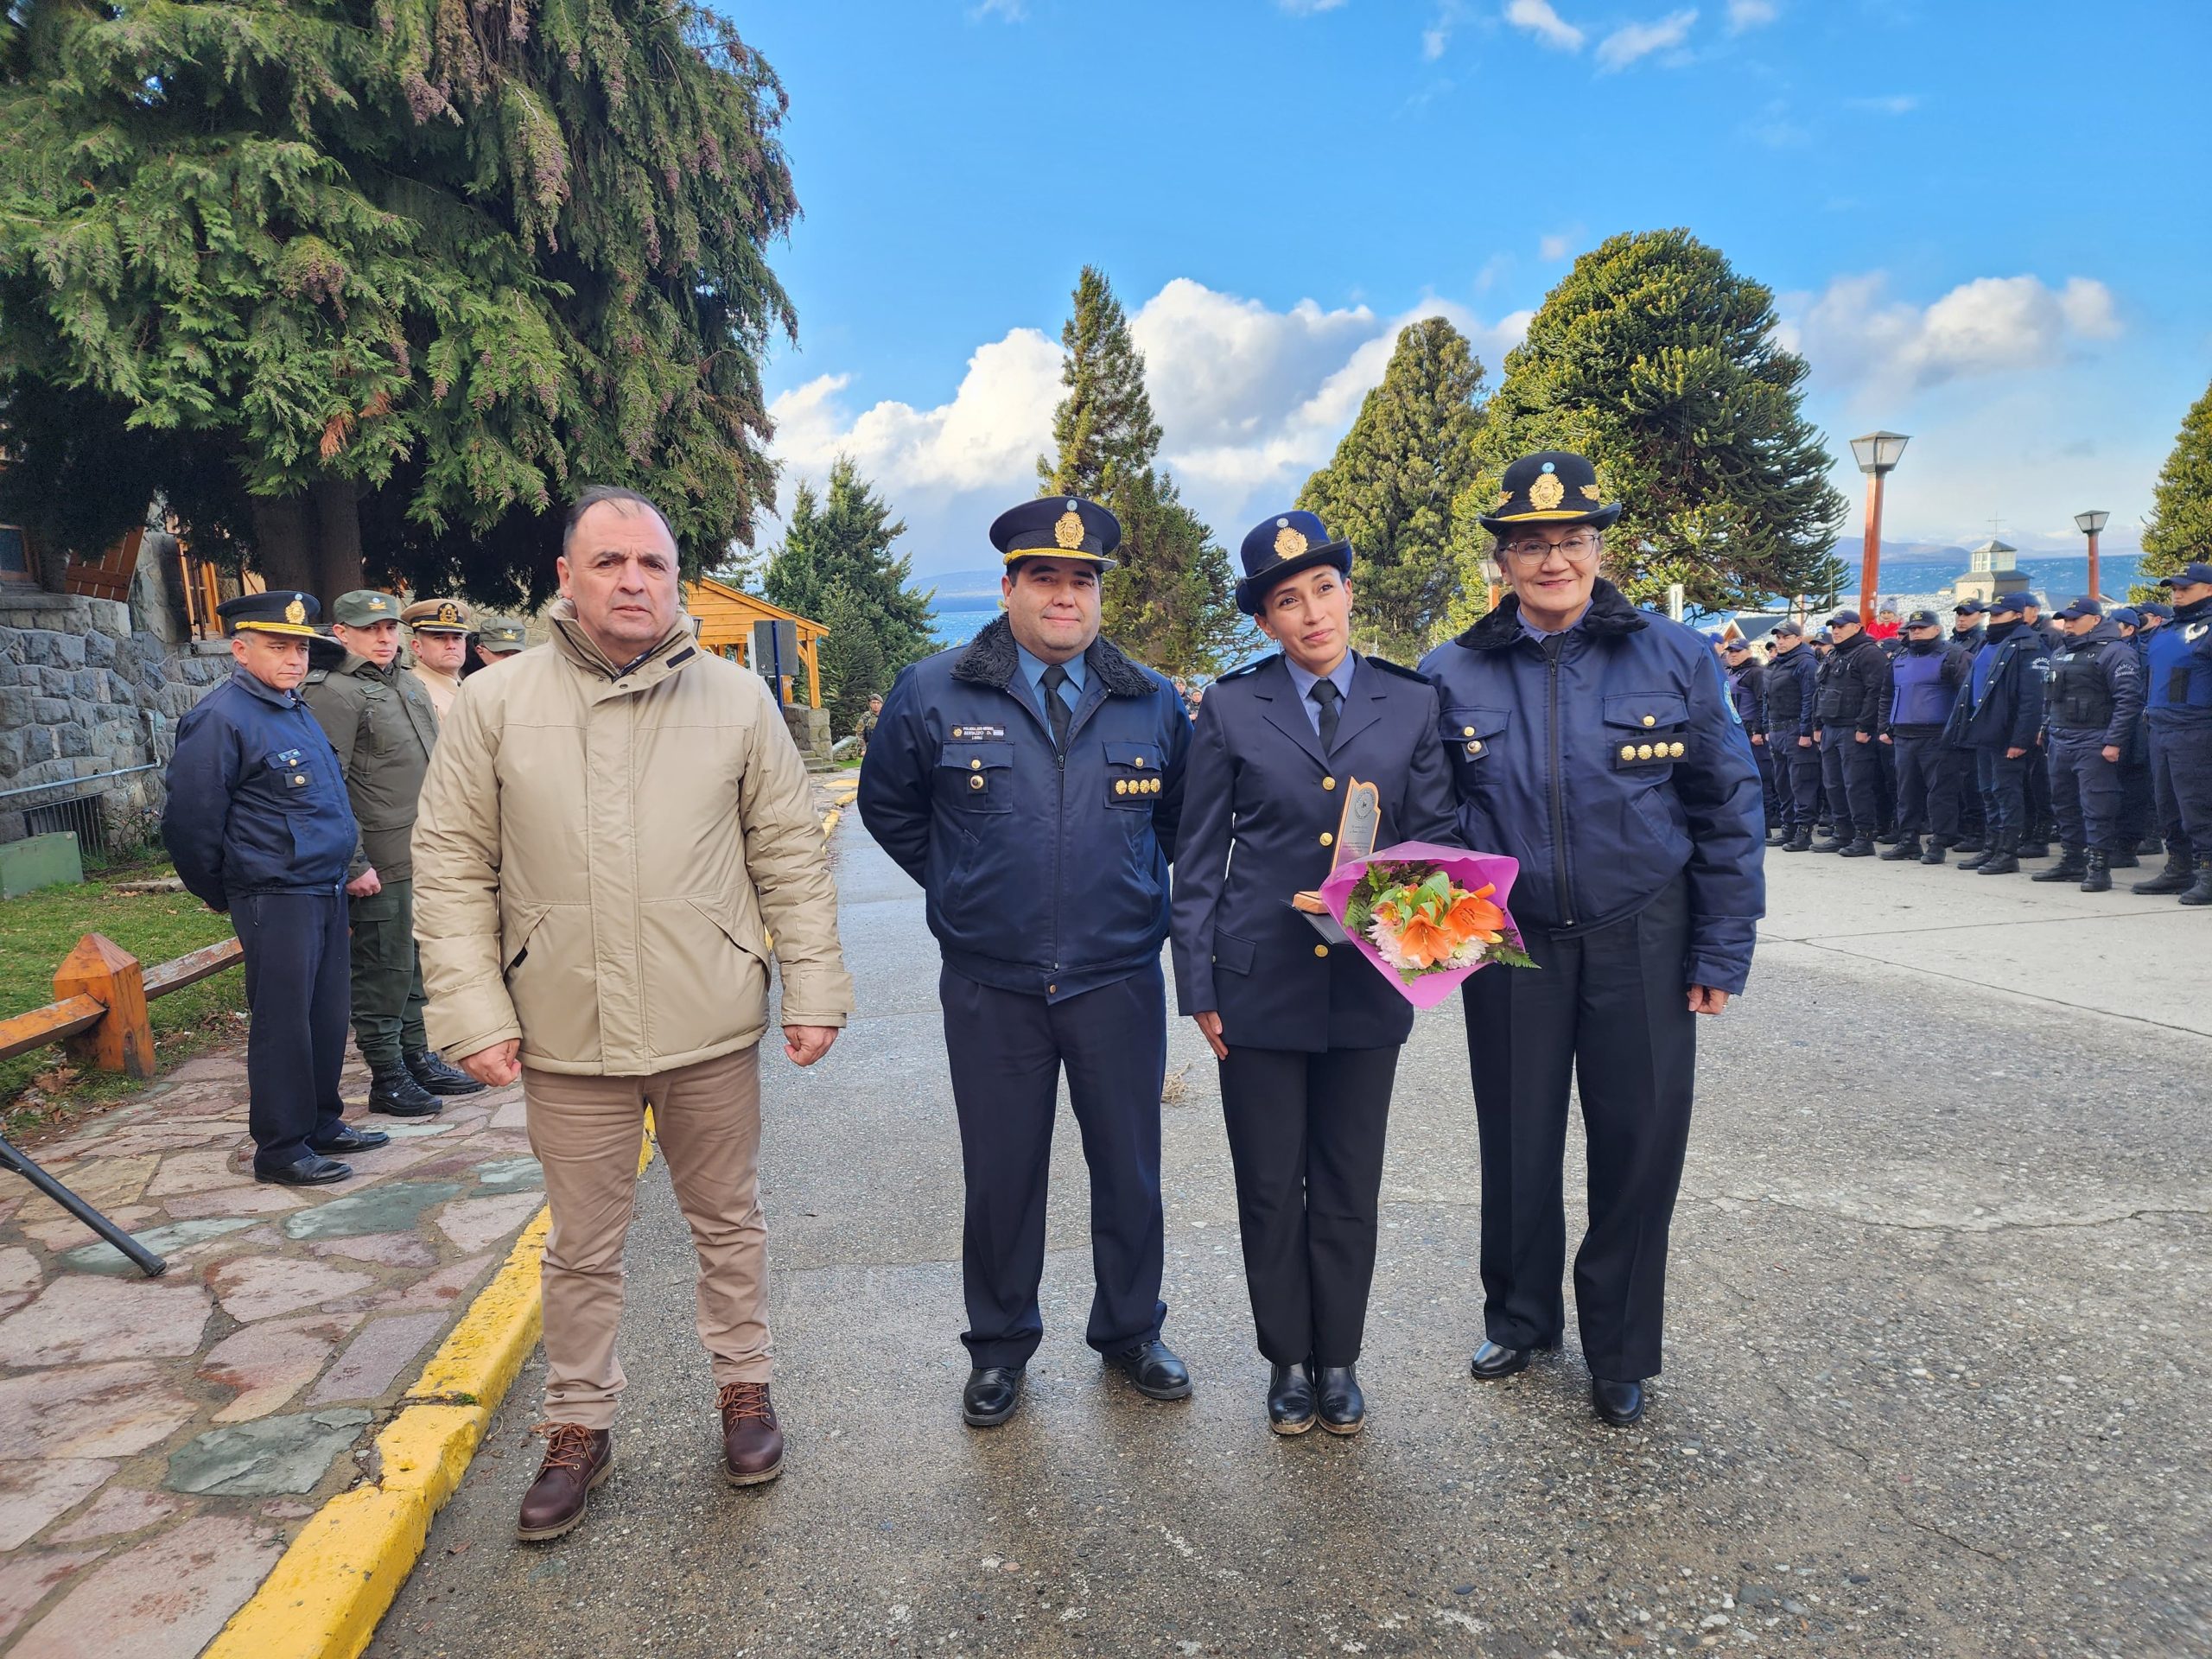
[953,614,1157,697]
[1455,579,1648,652]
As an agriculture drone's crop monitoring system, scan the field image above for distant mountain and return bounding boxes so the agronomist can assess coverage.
[912,568,1006,606]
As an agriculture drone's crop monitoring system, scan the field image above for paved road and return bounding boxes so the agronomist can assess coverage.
[373,827,2209,1658]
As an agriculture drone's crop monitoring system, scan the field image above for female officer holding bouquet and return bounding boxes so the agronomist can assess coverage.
[1171,510,1457,1437]
[1420,452,1764,1429]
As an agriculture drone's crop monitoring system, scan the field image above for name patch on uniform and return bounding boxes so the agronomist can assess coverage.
[950,724,1007,741]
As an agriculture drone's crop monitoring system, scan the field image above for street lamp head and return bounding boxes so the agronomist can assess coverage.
[2074,510,2109,536]
[1849,431,1910,475]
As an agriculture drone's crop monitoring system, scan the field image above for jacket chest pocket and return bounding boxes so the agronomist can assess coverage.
[1102,740,1164,809]
[359,687,397,757]
[938,741,1014,814]
[1441,707,1509,780]
[261,749,319,804]
[1604,692,1689,771]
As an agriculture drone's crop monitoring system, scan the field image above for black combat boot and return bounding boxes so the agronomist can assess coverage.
[1975,833,2021,875]
[1782,828,1813,853]
[1878,834,1923,861]
[370,1067,444,1118]
[1952,834,1986,854]
[1956,840,1994,871]
[2180,857,2212,907]
[2017,837,2050,859]
[2032,846,2087,882]
[2079,850,2112,893]
[2107,849,2139,868]
[2132,852,2195,894]
[406,1047,488,1096]
[1810,831,1849,854]
[2136,836,2164,857]
[1919,838,1948,865]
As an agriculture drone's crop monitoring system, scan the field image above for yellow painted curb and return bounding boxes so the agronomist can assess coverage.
[820,806,841,837]
[206,1120,658,1659]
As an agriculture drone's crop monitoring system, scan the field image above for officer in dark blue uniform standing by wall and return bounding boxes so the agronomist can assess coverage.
[1877,610,1971,863]
[1170,510,1457,1437]
[1421,452,1764,1429]
[1811,608,1887,855]
[1763,620,1821,852]
[859,498,1194,1428]
[2034,598,2143,892]
[161,593,387,1185]
[1949,592,2049,876]
[2132,562,2212,904]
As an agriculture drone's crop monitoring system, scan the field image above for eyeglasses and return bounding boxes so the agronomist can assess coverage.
[1500,531,1601,565]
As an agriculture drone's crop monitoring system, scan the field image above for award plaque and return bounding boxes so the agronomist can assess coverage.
[1292,778,1381,944]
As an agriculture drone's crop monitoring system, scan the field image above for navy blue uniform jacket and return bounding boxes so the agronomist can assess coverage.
[1947,623,2049,751]
[2144,598,2212,728]
[1418,582,1766,996]
[1761,643,1817,740]
[1168,653,1458,1053]
[858,617,1189,1001]
[161,666,359,913]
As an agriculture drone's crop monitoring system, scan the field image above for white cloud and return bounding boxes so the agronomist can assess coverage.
[1538,228,1580,261]
[1276,0,1348,12]
[1596,9,1698,70]
[1780,272,2124,391]
[1503,0,1585,51]
[967,0,1025,19]
[1847,92,1920,114]
[1726,0,1775,30]
[766,282,1531,573]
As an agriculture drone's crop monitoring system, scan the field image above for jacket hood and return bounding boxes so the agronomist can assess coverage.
[953,613,1159,697]
[1455,578,1648,652]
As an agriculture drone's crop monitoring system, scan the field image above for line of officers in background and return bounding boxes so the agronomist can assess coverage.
[1715,561,2212,903]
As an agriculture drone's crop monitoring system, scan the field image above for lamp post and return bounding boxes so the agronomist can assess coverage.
[2074,509,2109,601]
[1480,554,1503,615]
[1848,431,1910,626]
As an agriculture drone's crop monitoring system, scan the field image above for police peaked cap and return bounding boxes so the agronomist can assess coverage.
[1235,509,1352,616]
[2158,561,2212,588]
[1478,451,1622,535]
[989,497,1120,567]
[218,590,319,637]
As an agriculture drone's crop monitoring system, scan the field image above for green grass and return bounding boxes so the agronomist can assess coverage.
[0,863,245,1136]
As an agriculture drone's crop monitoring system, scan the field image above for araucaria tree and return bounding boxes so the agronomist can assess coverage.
[0,0,798,601]
[1471,229,1845,613]
[1298,316,1487,657]
[2136,378,2212,600]
[1039,267,1241,678]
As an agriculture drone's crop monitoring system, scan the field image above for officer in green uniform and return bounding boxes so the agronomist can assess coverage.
[467,614,529,674]
[301,591,484,1115]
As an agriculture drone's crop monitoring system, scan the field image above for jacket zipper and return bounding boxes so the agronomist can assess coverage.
[1545,639,1575,927]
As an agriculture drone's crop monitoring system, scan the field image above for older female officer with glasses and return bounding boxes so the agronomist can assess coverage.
[1419,453,1764,1428]
[1171,510,1458,1437]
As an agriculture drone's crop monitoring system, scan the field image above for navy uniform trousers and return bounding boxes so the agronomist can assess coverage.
[1460,878,1696,1383]
[1976,746,2031,837]
[1770,736,1822,830]
[941,961,1166,1370]
[2150,723,2212,861]
[1819,728,1882,837]
[2047,730,2126,852]
[1891,727,1961,842]
[233,887,352,1174]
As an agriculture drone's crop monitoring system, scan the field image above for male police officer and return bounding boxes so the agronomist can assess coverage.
[2133,562,2212,904]
[402,597,473,720]
[468,615,529,673]
[1950,592,2048,875]
[1763,620,1820,851]
[858,497,1194,1427]
[2107,607,2153,862]
[1878,609,1971,862]
[1946,601,1991,852]
[162,593,387,1184]
[1721,639,1772,831]
[302,592,482,1116]
[2035,599,2144,892]
[1811,608,1886,855]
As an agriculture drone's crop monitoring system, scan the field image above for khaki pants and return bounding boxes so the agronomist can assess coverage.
[524,1046,768,1429]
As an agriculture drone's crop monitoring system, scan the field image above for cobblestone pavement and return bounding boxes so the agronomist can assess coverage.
[374,824,2210,1658]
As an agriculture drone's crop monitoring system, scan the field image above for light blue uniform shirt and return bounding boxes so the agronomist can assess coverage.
[1017,644,1085,741]
[1283,652,1357,736]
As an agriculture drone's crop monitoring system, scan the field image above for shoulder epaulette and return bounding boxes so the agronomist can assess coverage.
[1214,653,1279,683]
[1362,655,1433,685]
[303,668,333,686]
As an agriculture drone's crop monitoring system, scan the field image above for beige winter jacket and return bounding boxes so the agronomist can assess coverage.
[412,601,853,1076]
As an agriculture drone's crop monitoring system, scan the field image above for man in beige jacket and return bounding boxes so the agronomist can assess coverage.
[413,486,853,1542]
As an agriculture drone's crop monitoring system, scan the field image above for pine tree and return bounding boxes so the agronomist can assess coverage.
[1470,229,1845,614]
[814,579,887,736]
[0,0,797,602]
[1297,317,1487,658]
[755,456,935,683]
[2135,378,2212,601]
[1037,267,1239,677]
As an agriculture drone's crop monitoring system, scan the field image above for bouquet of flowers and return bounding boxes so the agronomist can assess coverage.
[1316,841,1535,1008]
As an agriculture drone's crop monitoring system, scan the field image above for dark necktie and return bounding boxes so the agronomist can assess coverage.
[1041,663,1071,750]
[1308,677,1341,753]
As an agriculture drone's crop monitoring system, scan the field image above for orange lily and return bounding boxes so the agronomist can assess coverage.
[1396,912,1456,969]
[1444,883,1505,946]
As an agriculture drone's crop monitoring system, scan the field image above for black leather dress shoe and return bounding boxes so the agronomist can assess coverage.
[1468,1339,1532,1380]
[1313,1365,1364,1435]
[1267,1363,1314,1435]
[1107,1338,1192,1400]
[962,1366,1024,1427]
[405,1047,488,1096]
[310,1123,390,1155]
[1591,1377,1645,1427]
[254,1154,353,1186]
[369,1069,444,1118]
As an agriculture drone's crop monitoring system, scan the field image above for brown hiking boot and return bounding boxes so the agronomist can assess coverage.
[516,1423,612,1542]
[717,1380,785,1487]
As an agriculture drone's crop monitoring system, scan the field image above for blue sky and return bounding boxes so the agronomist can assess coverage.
[734,1,2209,581]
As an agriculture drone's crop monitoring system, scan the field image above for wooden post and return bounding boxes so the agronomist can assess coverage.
[798,632,823,708]
[53,934,155,1078]
[2085,525,2101,603]
[1859,469,1886,626]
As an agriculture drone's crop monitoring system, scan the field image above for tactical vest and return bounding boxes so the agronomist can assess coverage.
[2047,645,2113,730]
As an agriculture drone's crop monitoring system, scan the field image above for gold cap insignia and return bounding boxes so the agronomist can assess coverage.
[367,595,387,612]
[1274,518,1309,561]
[1053,509,1085,550]
[284,597,307,626]
[1529,472,1566,512]
[436,601,461,625]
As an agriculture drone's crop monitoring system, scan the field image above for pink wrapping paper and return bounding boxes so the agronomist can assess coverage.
[1316,840,1526,1010]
